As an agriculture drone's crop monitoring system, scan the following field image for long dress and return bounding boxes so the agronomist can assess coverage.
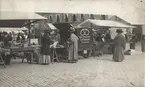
[141,35,145,52]
[113,34,126,62]
[40,34,52,64]
[68,33,79,63]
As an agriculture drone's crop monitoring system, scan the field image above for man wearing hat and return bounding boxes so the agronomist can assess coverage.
[113,29,126,62]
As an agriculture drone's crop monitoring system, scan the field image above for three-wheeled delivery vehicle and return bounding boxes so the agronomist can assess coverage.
[75,27,93,58]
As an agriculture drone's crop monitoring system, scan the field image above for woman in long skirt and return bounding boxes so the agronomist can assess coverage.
[113,29,126,62]
[68,27,79,63]
[40,30,52,65]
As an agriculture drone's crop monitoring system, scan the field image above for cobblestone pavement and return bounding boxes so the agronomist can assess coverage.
[0,52,144,87]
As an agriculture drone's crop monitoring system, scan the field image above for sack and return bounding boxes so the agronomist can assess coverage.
[124,50,131,55]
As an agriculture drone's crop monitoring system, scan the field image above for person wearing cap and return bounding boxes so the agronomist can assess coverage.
[40,30,53,65]
[113,29,126,62]
[68,27,79,63]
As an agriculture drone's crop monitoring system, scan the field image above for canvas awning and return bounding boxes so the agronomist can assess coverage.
[0,11,46,27]
[78,19,136,28]
[0,11,46,20]
[0,27,28,31]
[0,27,28,33]
[47,23,57,30]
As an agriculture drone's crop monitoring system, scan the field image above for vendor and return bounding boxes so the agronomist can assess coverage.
[51,29,60,42]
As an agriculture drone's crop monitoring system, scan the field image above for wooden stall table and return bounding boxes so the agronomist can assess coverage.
[51,45,65,63]
[10,45,40,64]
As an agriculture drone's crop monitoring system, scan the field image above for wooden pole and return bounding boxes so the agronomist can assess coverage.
[28,21,31,45]
[141,26,145,52]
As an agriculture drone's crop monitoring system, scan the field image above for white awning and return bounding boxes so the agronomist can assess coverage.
[0,27,28,31]
[0,11,46,20]
[47,23,57,30]
[78,19,136,28]
[0,11,46,27]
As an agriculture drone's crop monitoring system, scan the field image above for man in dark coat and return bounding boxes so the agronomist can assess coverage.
[40,30,53,65]
[113,29,126,62]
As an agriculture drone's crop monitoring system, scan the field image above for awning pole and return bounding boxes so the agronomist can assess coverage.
[141,26,145,52]
[28,21,31,45]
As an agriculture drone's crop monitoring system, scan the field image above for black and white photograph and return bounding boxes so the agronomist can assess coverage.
[0,0,145,87]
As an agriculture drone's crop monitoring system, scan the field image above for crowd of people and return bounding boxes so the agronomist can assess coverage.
[0,31,29,65]
[0,27,138,65]
[0,31,29,47]
[40,27,129,65]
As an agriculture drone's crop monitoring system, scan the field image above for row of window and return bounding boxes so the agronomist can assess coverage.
[48,14,106,22]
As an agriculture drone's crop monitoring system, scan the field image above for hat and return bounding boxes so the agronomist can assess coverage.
[69,27,75,32]
[116,29,123,33]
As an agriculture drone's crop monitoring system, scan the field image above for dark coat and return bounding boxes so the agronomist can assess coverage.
[41,34,52,55]
[113,34,126,62]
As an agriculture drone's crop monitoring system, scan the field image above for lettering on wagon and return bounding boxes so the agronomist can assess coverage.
[79,28,91,43]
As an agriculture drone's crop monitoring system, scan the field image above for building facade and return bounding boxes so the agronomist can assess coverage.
[36,13,131,30]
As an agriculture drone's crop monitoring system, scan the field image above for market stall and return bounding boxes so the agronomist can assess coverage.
[52,23,71,62]
[78,19,136,55]
[0,11,47,66]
